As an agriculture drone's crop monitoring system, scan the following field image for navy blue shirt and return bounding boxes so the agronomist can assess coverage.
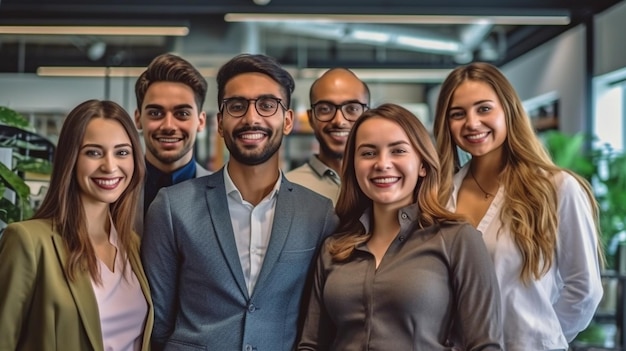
[144,159,197,216]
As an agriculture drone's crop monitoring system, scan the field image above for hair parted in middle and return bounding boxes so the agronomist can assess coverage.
[432,62,602,282]
[34,99,145,284]
[328,103,465,261]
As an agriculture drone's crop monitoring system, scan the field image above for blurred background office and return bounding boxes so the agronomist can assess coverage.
[1,0,626,349]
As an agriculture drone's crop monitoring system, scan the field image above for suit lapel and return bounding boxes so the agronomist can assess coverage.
[51,235,103,351]
[206,170,249,298]
[254,177,295,294]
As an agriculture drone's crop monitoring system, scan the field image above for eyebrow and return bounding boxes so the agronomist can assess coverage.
[81,143,132,149]
[314,99,364,105]
[449,99,493,110]
[224,94,281,100]
[357,140,410,149]
[144,103,194,110]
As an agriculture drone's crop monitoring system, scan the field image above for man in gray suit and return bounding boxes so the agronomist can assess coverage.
[133,53,211,235]
[141,53,337,351]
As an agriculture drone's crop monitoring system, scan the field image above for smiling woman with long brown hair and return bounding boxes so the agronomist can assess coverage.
[0,99,152,351]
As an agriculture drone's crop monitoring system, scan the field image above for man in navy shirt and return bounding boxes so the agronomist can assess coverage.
[133,53,211,234]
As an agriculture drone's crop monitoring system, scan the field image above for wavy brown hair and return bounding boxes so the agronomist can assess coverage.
[34,99,145,284]
[433,62,602,282]
[329,103,465,261]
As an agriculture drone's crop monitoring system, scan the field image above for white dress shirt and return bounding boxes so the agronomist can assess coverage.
[449,164,603,351]
[224,165,280,295]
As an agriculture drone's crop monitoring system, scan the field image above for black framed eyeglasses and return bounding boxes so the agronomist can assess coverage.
[311,101,368,122]
[221,97,287,118]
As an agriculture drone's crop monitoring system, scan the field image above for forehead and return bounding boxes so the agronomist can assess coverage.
[83,118,130,144]
[312,71,366,102]
[356,117,408,144]
[451,80,499,105]
[224,72,285,99]
[143,81,196,107]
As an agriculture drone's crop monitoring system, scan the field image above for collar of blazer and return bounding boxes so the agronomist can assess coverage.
[51,234,104,351]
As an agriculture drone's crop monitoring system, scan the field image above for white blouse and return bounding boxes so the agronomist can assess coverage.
[91,225,148,351]
[449,164,603,351]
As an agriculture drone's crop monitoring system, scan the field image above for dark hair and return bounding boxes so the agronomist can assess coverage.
[34,99,145,283]
[135,53,208,111]
[216,53,295,107]
[328,103,464,261]
[309,67,371,104]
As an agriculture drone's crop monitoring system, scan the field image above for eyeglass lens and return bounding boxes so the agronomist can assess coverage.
[224,97,282,117]
[313,102,365,121]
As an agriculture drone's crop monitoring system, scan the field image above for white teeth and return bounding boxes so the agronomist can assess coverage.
[467,132,488,140]
[330,131,349,137]
[94,178,120,186]
[159,138,180,143]
[240,133,264,140]
[372,177,399,184]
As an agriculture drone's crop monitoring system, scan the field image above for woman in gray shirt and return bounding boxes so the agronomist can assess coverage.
[298,103,503,351]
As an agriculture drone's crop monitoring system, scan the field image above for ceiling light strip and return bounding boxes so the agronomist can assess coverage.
[0,25,189,36]
[36,66,216,78]
[225,13,570,26]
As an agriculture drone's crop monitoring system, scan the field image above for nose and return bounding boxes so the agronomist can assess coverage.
[100,153,117,173]
[330,107,348,125]
[159,113,176,131]
[374,153,392,171]
[464,111,482,129]
[241,103,261,124]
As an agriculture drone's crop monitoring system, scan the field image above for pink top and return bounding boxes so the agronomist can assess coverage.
[91,225,148,351]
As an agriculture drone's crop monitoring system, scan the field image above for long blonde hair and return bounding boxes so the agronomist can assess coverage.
[34,100,145,284]
[433,62,601,282]
[329,103,465,261]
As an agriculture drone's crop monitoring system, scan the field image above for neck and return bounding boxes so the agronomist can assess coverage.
[371,204,401,240]
[227,159,280,206]
[83,202,111,245]
[146,152,193,174]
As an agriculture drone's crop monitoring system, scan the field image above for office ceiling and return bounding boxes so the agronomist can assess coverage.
[0,0,622,76]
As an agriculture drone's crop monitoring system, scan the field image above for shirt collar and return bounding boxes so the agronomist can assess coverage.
[357,202,420,234]
[145,158,197,185]
[308,155,340,184]
[223,163,282,203]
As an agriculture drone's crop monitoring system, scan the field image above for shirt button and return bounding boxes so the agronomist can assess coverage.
[245,345,253,351]
[248,303,256,313]
[401,212,408,220]
[398,235,405,242]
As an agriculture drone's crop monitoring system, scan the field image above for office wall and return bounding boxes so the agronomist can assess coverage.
[595,1,626,77]
[501,26,587,134]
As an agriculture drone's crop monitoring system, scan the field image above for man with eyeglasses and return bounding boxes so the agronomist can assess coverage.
[141,53,337,351]
[287,68,370,205]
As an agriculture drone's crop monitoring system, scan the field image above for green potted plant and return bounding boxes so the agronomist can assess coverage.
[542,130,626,265]
[0,106,54,227]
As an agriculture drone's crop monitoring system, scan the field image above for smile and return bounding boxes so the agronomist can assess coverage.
[466,132,489,140]
[372,177,400,184]
[92,177,122,189]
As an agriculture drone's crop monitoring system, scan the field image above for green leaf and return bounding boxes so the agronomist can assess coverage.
[15,158,52,175]
[0,161,30,199]
[0,106,34,132]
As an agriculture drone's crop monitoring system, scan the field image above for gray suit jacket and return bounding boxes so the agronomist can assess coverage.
[134,162,211,236]
[141,168,337,351]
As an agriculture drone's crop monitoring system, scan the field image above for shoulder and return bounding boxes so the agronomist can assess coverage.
[2,219,56,250]
[4,218,55,237]
[283,177,332,205]
[437,221,483,244]
[285,163,315,181]
[195,162,212,177]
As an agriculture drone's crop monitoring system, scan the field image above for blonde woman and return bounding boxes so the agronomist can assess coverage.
[433,62,603,350]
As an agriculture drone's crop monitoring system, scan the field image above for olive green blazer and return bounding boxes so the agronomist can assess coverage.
[0,219,153,351]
